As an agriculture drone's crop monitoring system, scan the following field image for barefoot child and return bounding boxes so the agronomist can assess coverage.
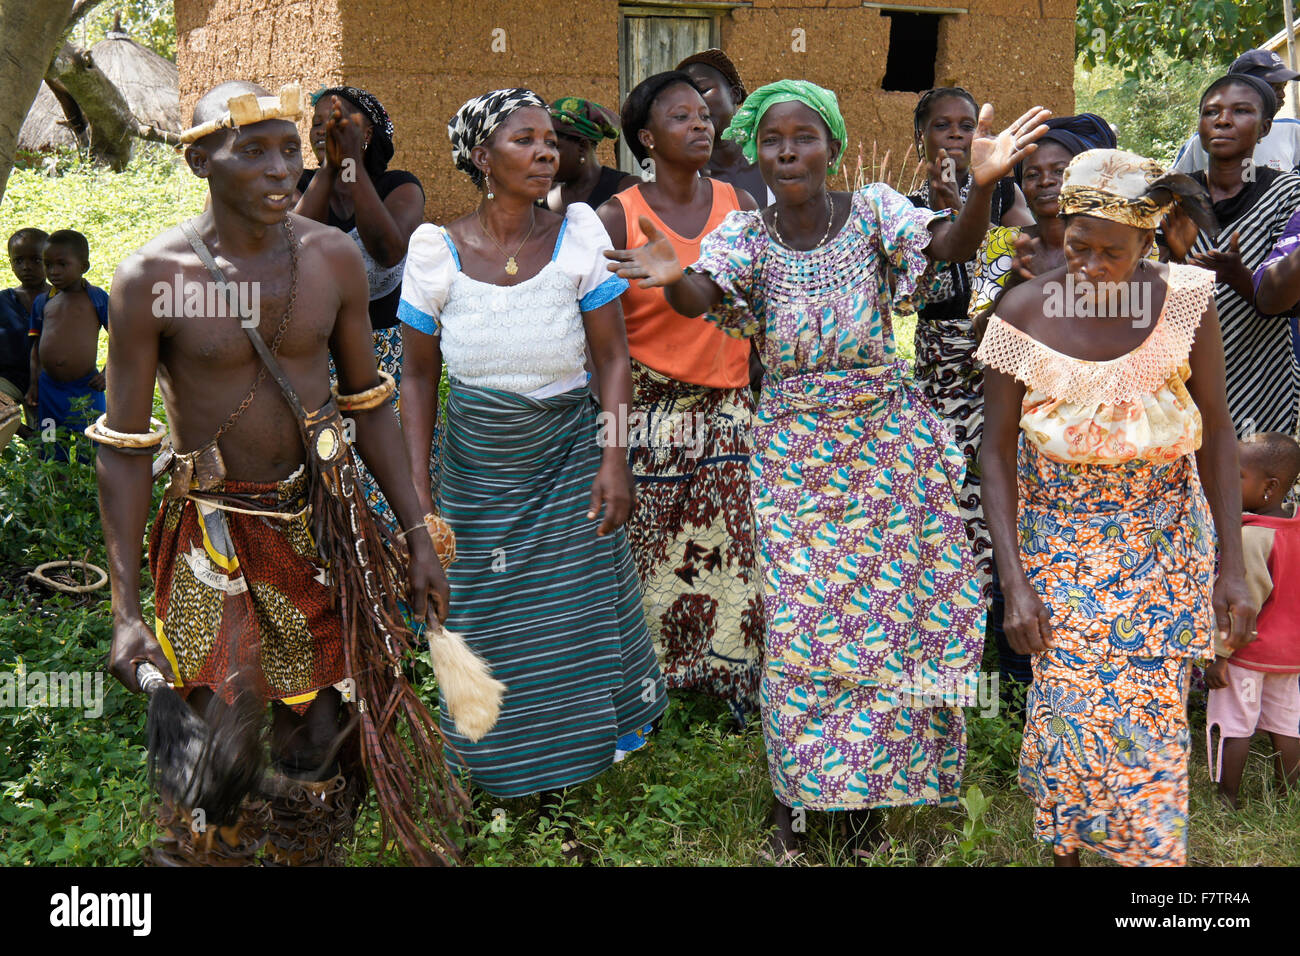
[27,229,108,459]
[1205,432,1300,808]
[2,228,49,435]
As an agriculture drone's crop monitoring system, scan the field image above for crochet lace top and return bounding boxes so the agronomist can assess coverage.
[974,263,1214,465]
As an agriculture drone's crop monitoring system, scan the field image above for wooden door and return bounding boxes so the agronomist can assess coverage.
[618,6,719,173]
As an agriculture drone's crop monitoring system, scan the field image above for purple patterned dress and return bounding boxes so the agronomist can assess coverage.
[687,186,987,809]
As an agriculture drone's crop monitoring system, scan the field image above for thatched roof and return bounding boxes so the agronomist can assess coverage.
[18,83,82,151]
[18,30,180,152]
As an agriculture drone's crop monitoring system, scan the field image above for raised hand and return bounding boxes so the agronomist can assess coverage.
[604,216,686,288]
[1161,204,1200,263]
[324,96,366,172]
[1188,230,1245,279]
[969,104,1052,188]
[927,148,963,213]
[1189,231,1253,298]
[1010,232,1063,281]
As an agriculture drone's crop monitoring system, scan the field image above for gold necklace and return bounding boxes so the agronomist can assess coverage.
[770,192,835,250]
[478,207,536,275]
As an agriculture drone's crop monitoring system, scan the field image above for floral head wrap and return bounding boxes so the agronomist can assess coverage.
[1060,148,1217,235]
[550,97,620,144]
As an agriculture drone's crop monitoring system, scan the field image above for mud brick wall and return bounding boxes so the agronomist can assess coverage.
[177,0,1075,223]
[722,0,1075,193]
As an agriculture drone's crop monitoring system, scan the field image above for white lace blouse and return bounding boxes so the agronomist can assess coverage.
[397,203,627,396]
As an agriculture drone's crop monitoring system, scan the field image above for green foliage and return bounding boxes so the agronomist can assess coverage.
[0,436,156,867]
[949,785,1000,863]
[72,0,177,60]
[0,143,207,295]
[1074,52,1230,166]
[1077,0,1283,78]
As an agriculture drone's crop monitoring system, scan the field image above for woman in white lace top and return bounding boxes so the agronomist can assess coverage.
[397,90,665,853]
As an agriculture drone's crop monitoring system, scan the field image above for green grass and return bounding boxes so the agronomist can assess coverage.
[2,144,208,294]
[1,149,1297,867]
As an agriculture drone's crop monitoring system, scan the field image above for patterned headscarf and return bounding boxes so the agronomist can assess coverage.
[723,79,848,174]
[550,97,620,144]
[1060,148,1217,235]
[448,88,548,186]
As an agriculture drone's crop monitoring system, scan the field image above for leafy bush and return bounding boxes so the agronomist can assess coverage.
[1075,51,1231,166]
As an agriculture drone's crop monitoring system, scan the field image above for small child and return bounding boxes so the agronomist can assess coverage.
[1,228,49,411]
[27,229,108,460]
[1205,432,1300,808]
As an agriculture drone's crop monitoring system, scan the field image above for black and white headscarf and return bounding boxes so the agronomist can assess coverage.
[448,88,547,186]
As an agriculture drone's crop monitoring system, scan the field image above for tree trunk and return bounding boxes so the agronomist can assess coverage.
[47,44,137,170]
[0,0,77,204]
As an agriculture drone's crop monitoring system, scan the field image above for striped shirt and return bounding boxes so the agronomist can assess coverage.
[1190,166,1300,436]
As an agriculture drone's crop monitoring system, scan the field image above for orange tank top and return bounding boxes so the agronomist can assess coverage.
[614,180,751,388]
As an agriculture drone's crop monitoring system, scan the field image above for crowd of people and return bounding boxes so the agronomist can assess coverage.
[6,43,1300,868]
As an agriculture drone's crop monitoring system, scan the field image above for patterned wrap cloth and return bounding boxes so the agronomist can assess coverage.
[149,467,344,714]
[437,383,667,796]
[907,176,1015,602]
[616,179,763,719]
[976,262,1217,865]
[624,360,764,719]
[687,185,987,810]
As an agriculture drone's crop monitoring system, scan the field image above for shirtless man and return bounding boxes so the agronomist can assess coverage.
[97,81,451,865]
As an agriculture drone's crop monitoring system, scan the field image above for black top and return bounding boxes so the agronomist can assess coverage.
[584,165,628,211]
[717,162,770,209]
[297,167,424,329]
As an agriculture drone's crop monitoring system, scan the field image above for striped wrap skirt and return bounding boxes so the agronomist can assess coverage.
[437,380,667,797]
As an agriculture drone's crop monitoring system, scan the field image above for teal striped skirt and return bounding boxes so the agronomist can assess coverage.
[438,381,666,797]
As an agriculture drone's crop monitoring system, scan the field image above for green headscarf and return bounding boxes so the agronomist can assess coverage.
[550,97,620,144]
[722,79,847,174]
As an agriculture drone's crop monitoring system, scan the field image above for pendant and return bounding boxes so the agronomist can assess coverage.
[505,257,519,275]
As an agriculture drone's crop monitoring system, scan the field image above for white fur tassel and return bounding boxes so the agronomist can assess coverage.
[426,618,505,743]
